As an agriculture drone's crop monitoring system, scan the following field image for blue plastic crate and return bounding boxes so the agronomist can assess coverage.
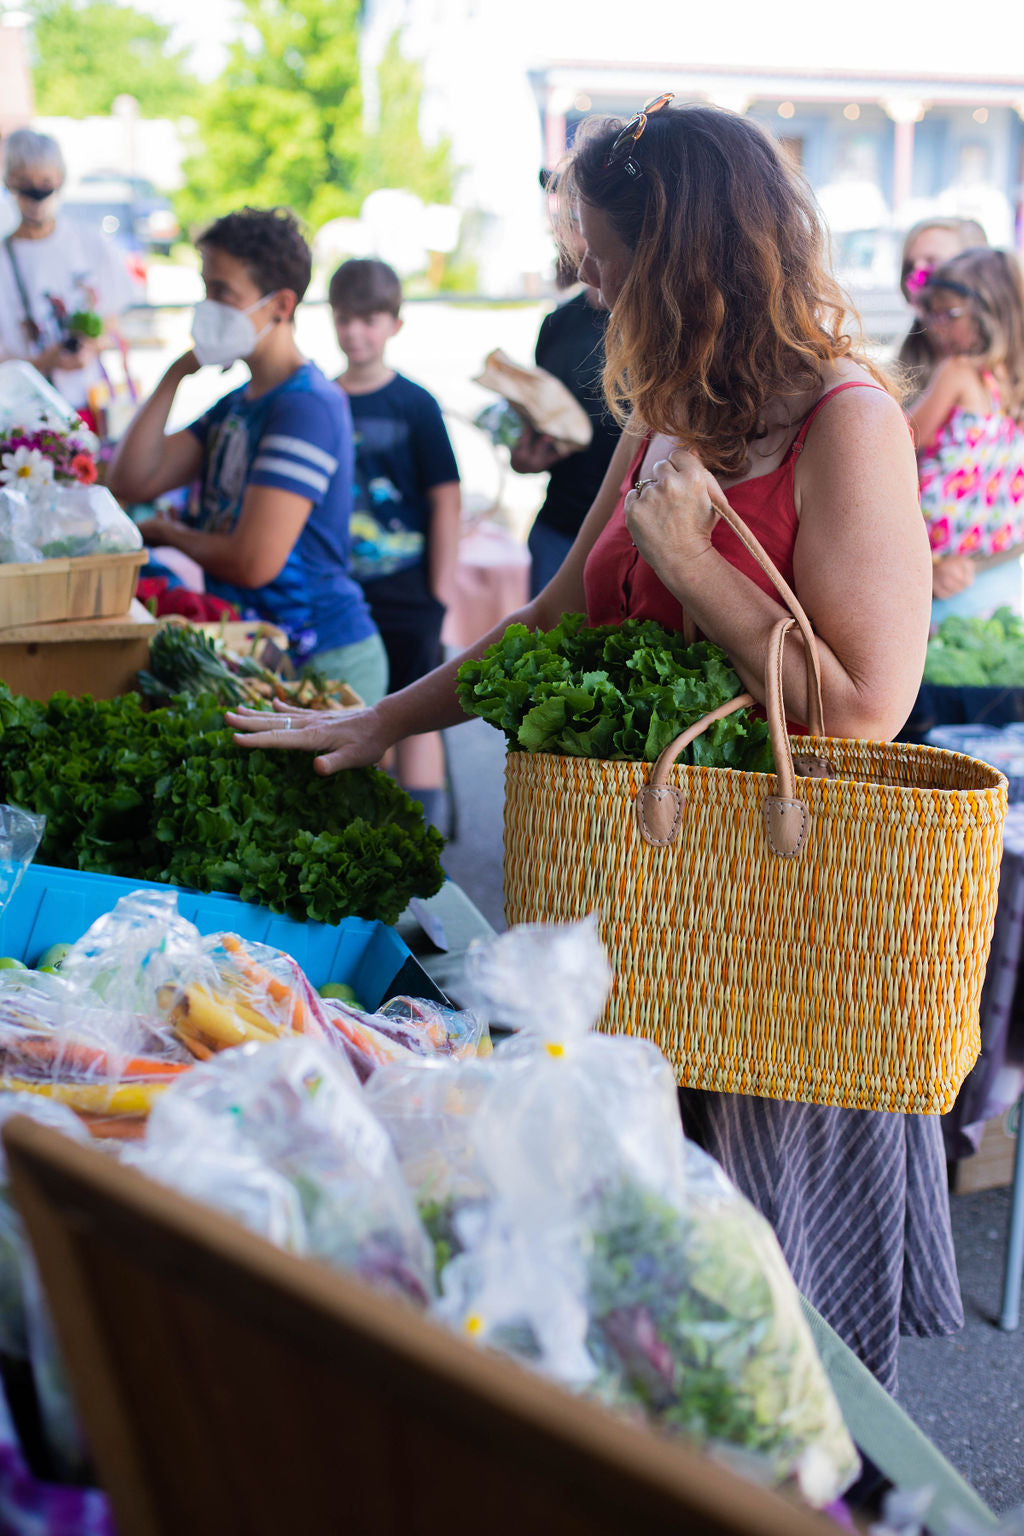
[0,864,443,1011]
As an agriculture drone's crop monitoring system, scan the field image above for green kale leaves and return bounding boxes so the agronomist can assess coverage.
[456,613,774,771]
[923,605,1024,688]
[0,687,443,927]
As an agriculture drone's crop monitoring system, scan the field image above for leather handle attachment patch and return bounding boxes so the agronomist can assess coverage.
[763,797,810,857]
[636,784,684,846]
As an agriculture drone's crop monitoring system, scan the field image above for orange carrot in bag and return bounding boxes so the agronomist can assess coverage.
[220,934,317,1034]
[5,1035,190,1080]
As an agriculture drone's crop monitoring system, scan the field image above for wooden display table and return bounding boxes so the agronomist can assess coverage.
[0,598,159,701]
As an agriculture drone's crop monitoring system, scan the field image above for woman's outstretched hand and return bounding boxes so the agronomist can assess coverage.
[227,699,393,776]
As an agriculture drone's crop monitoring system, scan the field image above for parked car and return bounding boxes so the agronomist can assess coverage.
[64,175,180,257]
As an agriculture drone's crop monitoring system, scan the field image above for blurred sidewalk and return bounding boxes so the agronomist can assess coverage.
[440,710,1024,1518]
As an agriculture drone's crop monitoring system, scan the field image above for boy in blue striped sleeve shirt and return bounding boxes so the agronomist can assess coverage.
[108,206,388,704]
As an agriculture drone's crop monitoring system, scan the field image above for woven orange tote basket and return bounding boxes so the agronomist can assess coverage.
[503,496,1008,1114]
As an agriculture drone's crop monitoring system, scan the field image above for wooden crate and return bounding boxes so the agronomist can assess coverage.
[3,1116,833,1536]
[0,599,158,701]
[0,550,146,629]
[951,1108,1020,1194]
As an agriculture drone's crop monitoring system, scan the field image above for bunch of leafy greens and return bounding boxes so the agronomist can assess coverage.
[0,686,443,927]
[923,606,1024,688]
[456,614,774,770]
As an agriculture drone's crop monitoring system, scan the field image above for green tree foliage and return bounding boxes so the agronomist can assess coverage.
[357,32,455,208]
[178,0,364,234]
[178,7,456,239]
[26,0,200,118]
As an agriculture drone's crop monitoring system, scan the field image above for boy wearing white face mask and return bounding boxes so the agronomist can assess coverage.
[107,206,388,704]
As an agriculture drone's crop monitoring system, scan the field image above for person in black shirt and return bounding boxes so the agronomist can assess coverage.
[510,217,621,597]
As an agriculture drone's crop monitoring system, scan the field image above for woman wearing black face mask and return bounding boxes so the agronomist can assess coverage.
[0,128,132,411]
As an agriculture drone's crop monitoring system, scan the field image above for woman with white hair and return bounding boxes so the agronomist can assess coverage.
[0,128,132,413]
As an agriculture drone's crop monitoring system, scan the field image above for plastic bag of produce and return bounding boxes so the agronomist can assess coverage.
[0,361,81,436]
[0,490,42,563]
[320,992,488,1082]
[139,1037,435,1306]
[62,888,336,1062]
[426,920,860,1506]
[0,968,191,1140]
[0,804,45,920]
[33,483,143,558]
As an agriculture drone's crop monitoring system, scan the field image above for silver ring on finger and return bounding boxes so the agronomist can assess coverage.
[281,716,293,731]
[633,478,655,495]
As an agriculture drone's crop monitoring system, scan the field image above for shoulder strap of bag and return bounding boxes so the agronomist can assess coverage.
[636,490,827,859]
[4,235,42,347]
[707,482,824,734]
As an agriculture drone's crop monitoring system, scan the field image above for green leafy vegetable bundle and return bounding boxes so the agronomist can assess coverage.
[456,612,774,770]
[0,686,443,926]
[923,605,1024,688]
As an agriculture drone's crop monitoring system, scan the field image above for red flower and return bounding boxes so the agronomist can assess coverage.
[70,453,98,485]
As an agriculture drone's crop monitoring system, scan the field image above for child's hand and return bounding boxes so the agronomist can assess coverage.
[932,555,976,600]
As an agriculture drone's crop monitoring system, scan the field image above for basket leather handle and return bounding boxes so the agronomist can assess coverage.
[636,618,813,857]
[707,482,824,736]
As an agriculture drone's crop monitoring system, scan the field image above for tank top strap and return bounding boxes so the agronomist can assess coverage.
[789,380,888,458]
[982,370,1002,411]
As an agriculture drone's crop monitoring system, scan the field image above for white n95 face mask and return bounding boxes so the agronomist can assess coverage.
[191,293,278,368]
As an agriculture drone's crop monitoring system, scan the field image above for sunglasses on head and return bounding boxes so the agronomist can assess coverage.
[604,92,674,179]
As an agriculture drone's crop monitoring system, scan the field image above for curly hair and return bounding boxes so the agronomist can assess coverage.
[925,246,1024,420]
[561,103,886,476]
[198,206,312,303]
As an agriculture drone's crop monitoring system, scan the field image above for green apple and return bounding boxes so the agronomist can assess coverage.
[318,981,363,1007]
[0,957,27,970]
[37,965,60,975]
[35,942,73,972]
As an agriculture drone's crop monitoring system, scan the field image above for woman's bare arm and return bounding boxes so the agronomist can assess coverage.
[228,427,637,773]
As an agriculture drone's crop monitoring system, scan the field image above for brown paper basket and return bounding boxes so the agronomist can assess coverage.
[0,550,147,629]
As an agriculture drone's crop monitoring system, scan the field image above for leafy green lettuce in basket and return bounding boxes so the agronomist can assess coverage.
[455,612,774,769]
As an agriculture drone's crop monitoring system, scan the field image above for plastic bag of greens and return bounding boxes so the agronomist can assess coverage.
[431,919,860,1507]
[34,483,143,558]
[366,1055,499,1285]
[140,1037,434,1306]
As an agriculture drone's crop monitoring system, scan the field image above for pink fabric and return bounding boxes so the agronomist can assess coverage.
[918,374,1024,558]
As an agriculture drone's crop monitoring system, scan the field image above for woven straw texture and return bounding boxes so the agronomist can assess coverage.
[504,736,1008,1113]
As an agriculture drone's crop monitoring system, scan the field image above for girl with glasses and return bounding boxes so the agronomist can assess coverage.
[230,102,956,1394]
[896,217,988,399]
[907,247,1024,622]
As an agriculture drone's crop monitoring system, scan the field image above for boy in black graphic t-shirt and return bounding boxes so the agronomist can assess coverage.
[330,258,460,829]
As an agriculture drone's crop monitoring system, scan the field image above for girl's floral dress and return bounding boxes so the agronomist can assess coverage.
[918,374,1024,558]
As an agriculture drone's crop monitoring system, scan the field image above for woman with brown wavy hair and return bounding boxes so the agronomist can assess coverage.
[229,100,958,1391]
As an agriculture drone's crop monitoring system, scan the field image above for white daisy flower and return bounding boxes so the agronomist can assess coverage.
[0,447,55,494]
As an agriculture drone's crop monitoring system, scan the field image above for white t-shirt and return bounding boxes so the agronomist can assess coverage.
[0,219,134,409]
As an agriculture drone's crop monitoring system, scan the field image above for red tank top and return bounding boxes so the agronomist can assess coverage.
[584,381,884,628]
